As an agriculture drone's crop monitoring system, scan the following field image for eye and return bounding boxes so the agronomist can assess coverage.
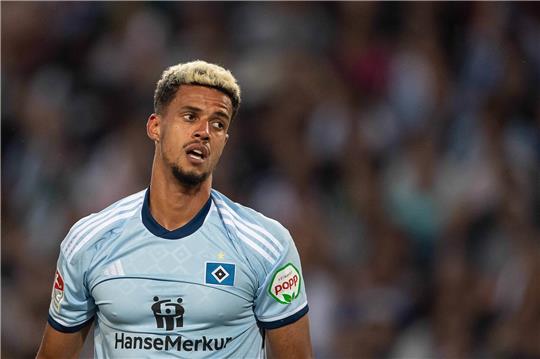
[183,113,196,121]
[211,121,225,130]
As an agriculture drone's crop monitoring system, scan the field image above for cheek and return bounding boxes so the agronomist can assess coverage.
[160,127,184,160]
[212,139,227,159]
[163,124,184,145]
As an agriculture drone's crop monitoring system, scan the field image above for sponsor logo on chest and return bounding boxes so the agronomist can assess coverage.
[152,296,185,330]
[114,295,232,352]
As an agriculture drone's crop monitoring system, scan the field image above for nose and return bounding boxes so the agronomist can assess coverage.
[193,120,210,141]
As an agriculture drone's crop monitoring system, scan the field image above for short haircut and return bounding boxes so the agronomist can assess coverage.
[153,60,241,118]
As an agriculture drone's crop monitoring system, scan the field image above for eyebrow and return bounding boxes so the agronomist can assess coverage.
[180,106,231,120]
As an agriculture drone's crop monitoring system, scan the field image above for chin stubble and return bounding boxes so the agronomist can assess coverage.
[171,165,209,189]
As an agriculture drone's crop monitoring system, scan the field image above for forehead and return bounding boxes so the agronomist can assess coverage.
[172,85,233,114]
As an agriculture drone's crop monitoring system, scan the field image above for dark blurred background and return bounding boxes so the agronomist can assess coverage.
[2,2,540,358]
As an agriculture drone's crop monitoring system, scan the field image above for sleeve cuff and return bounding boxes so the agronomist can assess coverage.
[48,314,94,333]
[257,304,309,330]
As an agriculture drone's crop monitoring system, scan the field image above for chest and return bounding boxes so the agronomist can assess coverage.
[88,230,256,334]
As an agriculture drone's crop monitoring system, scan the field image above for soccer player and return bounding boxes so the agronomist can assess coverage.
[36,61,312,358]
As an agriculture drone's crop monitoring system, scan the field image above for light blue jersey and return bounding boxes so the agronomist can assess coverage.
[48,189,308,358]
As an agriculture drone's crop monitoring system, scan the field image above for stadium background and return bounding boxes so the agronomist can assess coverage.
[2,2,540,358]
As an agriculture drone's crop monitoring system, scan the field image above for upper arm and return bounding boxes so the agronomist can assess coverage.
[266,314,313,359]
[48,240,97,337]
[36,322,92,359]
[251,221,312,355]
[41,234,97,358]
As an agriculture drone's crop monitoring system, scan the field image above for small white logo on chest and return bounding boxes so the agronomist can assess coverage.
[103,260,125,276]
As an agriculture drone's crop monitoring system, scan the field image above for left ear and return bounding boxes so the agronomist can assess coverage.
[147,113,161,142]
[225,133,229,144]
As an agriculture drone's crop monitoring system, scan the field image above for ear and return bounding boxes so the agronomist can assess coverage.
[147,114,161,142]
[225,133,229,144]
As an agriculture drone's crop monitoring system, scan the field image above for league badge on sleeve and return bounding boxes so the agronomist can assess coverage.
[205,262,236,286]
[268,263,301,304]
[52,269,65,312]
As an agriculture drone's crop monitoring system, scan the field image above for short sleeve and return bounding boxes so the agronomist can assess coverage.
[47,249,96,332]
[254,234,309,329]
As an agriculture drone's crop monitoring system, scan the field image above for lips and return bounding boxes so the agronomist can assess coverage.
[184,142,209,162]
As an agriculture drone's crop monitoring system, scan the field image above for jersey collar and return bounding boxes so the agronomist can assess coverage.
[141,188,212,240]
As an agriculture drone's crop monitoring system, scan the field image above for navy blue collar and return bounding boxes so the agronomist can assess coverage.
[141,189,212,240]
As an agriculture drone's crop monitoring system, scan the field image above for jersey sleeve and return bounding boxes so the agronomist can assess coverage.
[253,231,309,329]
[47,248,96,332]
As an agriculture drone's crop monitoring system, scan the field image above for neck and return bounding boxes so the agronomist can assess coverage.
[149,160,212,231]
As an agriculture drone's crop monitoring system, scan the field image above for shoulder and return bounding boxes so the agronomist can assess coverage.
[60,189,146,263]
[211,189,293,266]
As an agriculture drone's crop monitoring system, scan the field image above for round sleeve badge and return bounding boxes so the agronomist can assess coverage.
[268,263,301,304]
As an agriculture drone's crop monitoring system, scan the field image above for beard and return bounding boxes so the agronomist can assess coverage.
[171,164,209,189]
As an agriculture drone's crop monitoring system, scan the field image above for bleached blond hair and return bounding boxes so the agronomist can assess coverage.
[153,60,241,118]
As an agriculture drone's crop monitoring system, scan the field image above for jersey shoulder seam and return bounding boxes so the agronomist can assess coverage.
[211,190,291,267]
[61,190,145,261]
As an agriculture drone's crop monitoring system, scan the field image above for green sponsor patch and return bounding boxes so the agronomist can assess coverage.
[268,263,301,304]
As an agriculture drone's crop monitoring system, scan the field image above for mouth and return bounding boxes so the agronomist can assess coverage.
[185,143,209,163]
[188,149,205,161]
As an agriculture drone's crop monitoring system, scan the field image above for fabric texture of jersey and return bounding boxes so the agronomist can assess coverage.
[47,188,308,358]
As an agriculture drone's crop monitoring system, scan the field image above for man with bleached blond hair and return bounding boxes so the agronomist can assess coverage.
[37,60,312,358]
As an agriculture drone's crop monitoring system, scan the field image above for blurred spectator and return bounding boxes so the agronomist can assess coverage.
[2,2,539,358]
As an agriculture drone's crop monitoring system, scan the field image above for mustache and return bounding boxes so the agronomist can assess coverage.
[182,140,210,150]
[182,134,229,150]
[183,140,207,149]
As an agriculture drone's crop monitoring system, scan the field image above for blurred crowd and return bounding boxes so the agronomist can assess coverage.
[2,2,540,358]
